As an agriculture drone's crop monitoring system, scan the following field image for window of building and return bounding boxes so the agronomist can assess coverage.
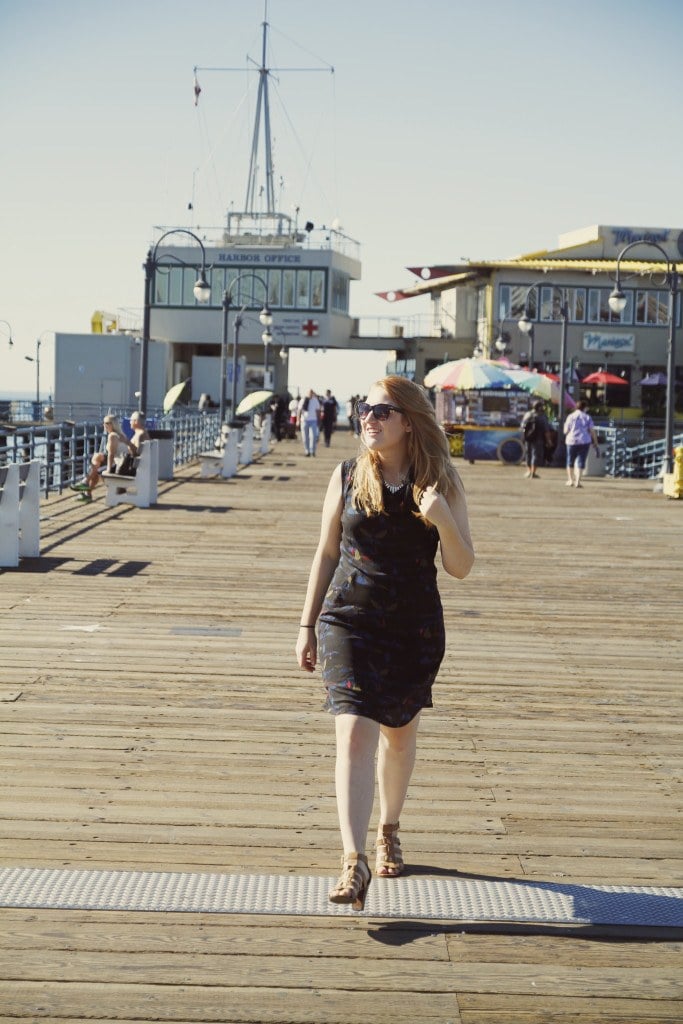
[210,267,225,306]
[151,260,330,312]
[635,289,669,325]
[282,269,296,308]
[498,284,536,320]
[331,271,349,312]
[154,270,169,305]
[568,288,585,322]
[268,271,281,308]
[169,266,183,306]
[540,286,563,321]
[311,270,325,309]
[296,270,310,309]
[587,288,601,323]
[496,282,683,328]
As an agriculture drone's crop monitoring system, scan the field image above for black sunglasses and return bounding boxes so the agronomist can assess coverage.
[357,401,403,421]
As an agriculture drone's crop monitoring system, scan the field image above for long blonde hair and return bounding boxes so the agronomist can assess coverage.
[353,376,458,517]
[103,414,128,445]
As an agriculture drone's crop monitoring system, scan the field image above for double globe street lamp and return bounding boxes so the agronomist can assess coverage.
[608,241,679,475]
[0,319,13,349]
[494,318,525,360]
[140,229,211,415]
[518,282,570,464]
[219,273,273,425]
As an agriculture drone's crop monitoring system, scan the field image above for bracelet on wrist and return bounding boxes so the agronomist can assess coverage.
[299,623,316,628]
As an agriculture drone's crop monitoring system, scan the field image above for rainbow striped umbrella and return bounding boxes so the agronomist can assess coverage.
[424,358,515,391]
[504,369,576,409]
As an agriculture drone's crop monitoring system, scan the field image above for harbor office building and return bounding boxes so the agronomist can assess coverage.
[54,223,362,415]
[380,225,682,421]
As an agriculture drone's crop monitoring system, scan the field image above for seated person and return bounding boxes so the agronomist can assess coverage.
[70,414,134,503]
[129,410,150,454]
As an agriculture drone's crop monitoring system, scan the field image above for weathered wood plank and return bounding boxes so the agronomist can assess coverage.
[0,981,461,1023]
[1,437,682,1022]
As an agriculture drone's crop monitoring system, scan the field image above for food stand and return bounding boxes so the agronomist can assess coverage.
[435,388,529,463]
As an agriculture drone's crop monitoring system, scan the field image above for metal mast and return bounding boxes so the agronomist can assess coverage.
[245,13,275,215]
[193,0,333,224]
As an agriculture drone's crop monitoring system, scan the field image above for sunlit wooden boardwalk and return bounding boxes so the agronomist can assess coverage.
[1,430,682,1023]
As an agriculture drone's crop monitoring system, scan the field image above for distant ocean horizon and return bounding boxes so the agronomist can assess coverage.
[1,391,41,402]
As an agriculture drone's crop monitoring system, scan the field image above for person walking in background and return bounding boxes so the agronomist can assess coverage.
[346,395,362,435]
[321,389,339,447]
[564,399,599,488]
[295,376,474,910]
[297,388,321,456]
[269,395,287,441]
[70,414,134,503]
[520,400,550,479]
[346,396,356,432]
[288,396,299,438]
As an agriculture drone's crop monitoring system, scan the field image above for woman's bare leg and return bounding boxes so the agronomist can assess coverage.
[334,714,379,855]
[377,712,421,825]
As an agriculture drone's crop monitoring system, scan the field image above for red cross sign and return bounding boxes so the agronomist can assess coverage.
[301,319,319,338]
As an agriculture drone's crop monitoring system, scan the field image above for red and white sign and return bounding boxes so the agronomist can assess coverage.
[301,319,319,338]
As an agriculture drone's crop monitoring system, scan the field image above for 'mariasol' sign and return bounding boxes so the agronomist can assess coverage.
[583,332,635,353]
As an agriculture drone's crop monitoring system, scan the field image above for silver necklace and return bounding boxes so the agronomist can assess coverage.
[382,475,408,493]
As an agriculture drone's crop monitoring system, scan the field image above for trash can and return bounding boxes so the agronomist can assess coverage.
[147,429,174,480]
[584,443,607,478]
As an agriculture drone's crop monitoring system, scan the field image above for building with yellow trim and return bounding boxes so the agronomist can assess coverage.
[378,225,682,417]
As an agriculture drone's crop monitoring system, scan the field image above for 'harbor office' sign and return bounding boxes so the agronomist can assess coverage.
[583,332,635,353]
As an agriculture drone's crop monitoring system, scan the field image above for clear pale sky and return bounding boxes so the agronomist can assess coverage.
[2,0,682,398]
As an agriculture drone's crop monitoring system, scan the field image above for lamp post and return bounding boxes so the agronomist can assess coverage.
[0,320,13,348]
[262,323,273,389]
[140,229,211,416]
[609,241,679,474]
[493,324,511,357]
[518,282,569,464]
[494,317,528,360]
[24,337,42,406]
[220,273,273,424]
[505,317,535,367]
[272,326,289,366]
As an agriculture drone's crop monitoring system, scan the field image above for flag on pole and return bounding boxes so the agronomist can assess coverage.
[193,72,201,106]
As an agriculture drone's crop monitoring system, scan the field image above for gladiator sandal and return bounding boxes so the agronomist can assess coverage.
[328,853,371,911]
[376,822,404,877]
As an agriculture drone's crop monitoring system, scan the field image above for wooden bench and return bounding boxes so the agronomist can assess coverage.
[101,440,159,508]
[0,460,41,567]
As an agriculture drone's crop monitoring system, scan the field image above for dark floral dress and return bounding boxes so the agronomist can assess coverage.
[319,459,445,727]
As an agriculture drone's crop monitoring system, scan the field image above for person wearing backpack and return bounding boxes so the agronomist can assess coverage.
[520,400,550,478]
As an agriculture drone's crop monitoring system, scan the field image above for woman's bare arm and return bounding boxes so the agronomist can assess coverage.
[418,472,475,579]
[295,465,344,671]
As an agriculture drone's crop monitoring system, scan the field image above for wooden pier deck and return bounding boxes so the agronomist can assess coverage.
[1,433,682,1023]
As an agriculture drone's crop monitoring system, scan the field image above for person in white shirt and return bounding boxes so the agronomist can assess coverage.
[563,400,599,488]
[298,389,322,456]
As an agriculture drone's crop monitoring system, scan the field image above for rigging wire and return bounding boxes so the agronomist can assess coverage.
[188,9,338,227]
[269,75,334,217]
[192,70,255,224]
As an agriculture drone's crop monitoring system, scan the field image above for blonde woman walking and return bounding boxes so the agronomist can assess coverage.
[296,376,474,909]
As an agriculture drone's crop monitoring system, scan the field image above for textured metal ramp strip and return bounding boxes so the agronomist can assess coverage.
[0,867,681,926]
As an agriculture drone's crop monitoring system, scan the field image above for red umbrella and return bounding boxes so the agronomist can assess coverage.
[581,371,628,386]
